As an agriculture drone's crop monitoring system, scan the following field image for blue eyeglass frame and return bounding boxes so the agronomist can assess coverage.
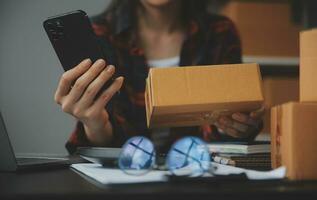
[118,136,211,176]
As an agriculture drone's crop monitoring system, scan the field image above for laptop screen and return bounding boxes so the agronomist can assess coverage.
[0,112,18,171]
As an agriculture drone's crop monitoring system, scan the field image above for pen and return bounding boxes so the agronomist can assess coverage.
[212,155,236,166]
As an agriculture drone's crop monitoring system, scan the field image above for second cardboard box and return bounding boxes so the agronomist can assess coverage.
[271,102,317,180]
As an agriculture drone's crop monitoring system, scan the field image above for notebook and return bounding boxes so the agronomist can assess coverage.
[208,141,271,154]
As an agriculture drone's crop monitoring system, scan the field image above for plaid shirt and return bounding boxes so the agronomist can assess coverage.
[65,10,246,154]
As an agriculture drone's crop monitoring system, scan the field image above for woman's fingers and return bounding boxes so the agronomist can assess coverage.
[71,76,123,120]
[215,121,241,138]
[214,107,265,139]
[93,76,124,110]
[54,58,92,104]
[66,59,107,104]
[218,116,249,133]
[231,112,256,126]
[77,65,115,109]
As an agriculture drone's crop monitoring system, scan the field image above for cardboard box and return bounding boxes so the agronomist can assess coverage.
[261,77,299,133]
[271,102,317,180]
[300,29,317,102]
[221,1,300,57]
[145,63,264,128]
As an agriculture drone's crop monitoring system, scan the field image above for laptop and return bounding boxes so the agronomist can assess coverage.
[0,112,71,172]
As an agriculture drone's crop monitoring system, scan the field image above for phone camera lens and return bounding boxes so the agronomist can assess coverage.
[45,22,54,29]
[55,20,63,28]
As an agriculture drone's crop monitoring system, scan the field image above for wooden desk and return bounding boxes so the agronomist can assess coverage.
[1,168,317,200]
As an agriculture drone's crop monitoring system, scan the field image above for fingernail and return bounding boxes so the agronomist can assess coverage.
[116,77,124,89]
[117,76,124,81]
[106,65,114,73]
[83,58,91,64]
[97,59,105,65]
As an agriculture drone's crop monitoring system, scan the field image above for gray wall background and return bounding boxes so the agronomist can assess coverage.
[0,0,111,156]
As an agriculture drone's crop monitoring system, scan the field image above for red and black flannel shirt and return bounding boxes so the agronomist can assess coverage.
[65,10,256,154]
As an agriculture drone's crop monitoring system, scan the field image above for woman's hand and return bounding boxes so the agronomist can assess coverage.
[214,107,265,139]
[54,59,124,145]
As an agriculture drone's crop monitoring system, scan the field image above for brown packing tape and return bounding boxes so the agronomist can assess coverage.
[148,104,264,128]
[152,101,263,117]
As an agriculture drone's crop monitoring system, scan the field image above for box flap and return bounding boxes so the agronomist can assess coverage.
[145,78,152,128]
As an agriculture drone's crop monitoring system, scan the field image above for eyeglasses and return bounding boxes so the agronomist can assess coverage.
[118,136,211,176]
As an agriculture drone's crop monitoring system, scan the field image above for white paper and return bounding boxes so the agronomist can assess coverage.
[71,162,285,185]
[211,162,286,180]
[71,163,168,184]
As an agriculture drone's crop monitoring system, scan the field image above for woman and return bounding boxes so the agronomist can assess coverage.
[54,0,264,154]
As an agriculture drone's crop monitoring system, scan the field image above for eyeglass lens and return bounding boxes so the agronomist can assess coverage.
[167,137,210,176]
[118,136,156,175]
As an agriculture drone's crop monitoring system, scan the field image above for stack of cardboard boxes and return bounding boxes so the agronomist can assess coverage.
[271,29,317,180]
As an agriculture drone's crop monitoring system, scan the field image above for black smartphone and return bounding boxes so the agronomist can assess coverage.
[43,10,105,71]
[43,10,115,98]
